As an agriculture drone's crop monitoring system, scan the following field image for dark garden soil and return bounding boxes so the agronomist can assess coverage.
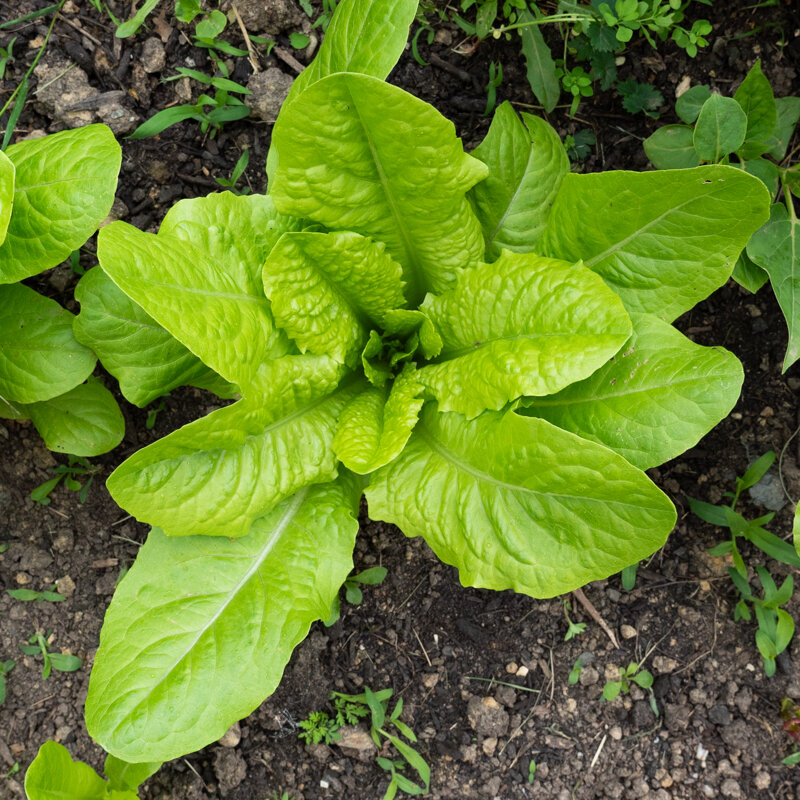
[1,0,800,797]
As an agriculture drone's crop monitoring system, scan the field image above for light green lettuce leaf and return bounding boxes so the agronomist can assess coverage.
[107,355,361,538]
[159,191,302,298]
[416,251,632,419]
[263,231,406,368]
[103,755,161,793]
[746,202,800,371]
[86,478,360,763]
[24,741,106,800]
[0,283,95,404]
[539,166,771,321]
[97,221,288,390]
[267,0,419,184]
[366,405,676,598]
[0,125,121,283]
[74,268,235,407]
[271,73,488,304]
[334,367,424,474]
[286,0,417,106]
[520,313,744,469]
[0,150,14,247]
[381,309,442,359]
[470,102,568,259]
[25,378,124,457]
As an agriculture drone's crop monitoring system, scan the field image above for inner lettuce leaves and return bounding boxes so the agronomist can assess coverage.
[82,0,771,767]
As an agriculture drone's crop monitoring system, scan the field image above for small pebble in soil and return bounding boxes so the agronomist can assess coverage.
[620,624,637,639]
[709,704,731,726]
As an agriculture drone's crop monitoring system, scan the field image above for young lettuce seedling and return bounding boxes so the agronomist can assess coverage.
[76,0,770,770]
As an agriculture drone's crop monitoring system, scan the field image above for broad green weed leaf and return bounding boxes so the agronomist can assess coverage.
[470,102,568,259]
[0,150,14,246]
[263,231,406,368]
[159,192,301,297]
[74,268,234,407]
[24,741,106,800]
[539,166,770,321]
[87,479,360,763]
[747,203,800,371]
[731,251,769,294]
[334,368,424,474]
[417,252,631,419]
[97,221,288,390]
[742,158,780,199]
[0,394,26,419]
[675,84,711,124]
[520,313,744,469]
[767,96,800,161]
[733,60,777,160]
[107,356,360,538]
[103,755,161,792]
[693,94,747,162]
[517,8,559,113]
[366,405,675,598]
[643,125,700,170]
[26,378,124,457]
[268,0,418,183]
[271,73,488,304]
[0,283,95,404]
[0,125,121,283]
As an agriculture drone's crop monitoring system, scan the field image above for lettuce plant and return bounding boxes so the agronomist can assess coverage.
[78,0,769,767]
[0,125,124,456]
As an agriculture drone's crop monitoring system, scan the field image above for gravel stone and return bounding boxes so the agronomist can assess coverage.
[141,37,166,73]
[246,68,294,125]
[466,696,510,738]
[709,704,731,726]
[720,778,741,797]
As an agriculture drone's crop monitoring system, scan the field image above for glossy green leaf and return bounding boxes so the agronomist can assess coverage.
[517,8,559,113]
[520,313,744,469]
[366,405,676,598]
[103,755,161,792]
[333,368,424,474]
[107,356,360,538]
[97,221,288,390]
[643,125,700,170]
[733,60,776,160]
[268,0,419,184]
[263,231,406,368]
[417,252,632,419]
[271,73,488,304]
[24,741,106,800]
[731,251,769,294]
[0,149,14,247]
[470,102,569,259]
[539,166,771,321]
[0,125,121,283]
[159,191,301,299]
[25,378,124,457]
[286,0,417,106]
[767,96,800,161]
[693,94,747,162]
[675,84,711,124]
[746,202,800,371]
[74,267,234,408]
[0,283,95,404]
[86,478,360,763]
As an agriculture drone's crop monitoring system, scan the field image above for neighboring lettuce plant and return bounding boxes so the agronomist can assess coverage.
[25,741,159,800]
[76,0,769,768]
[644,61,800,370]
[0,125,124,456]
